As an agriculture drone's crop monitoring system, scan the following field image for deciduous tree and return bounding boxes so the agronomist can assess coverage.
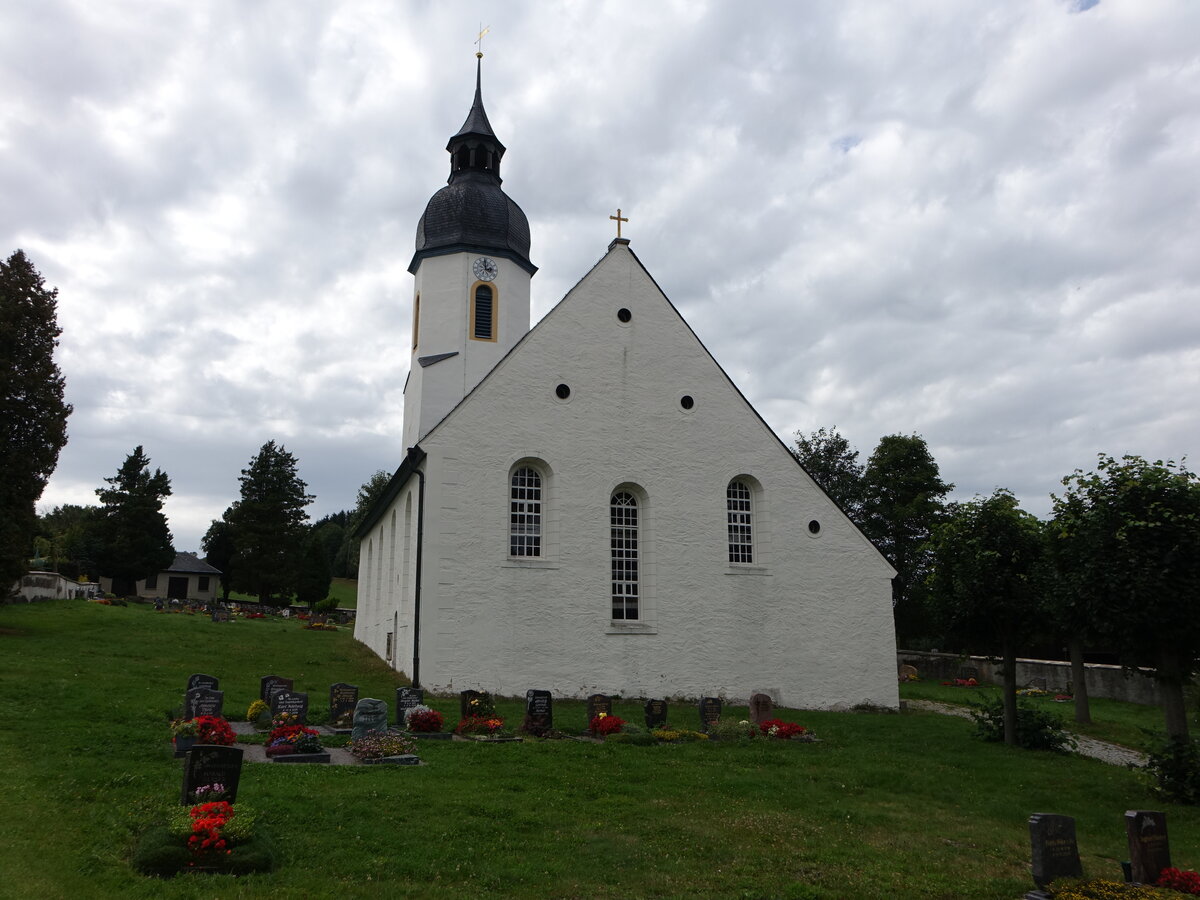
[792,426,864,521]
[0,250,72,589]
[925,489,1046,746]
[1054,455,1200,740]
[94,446,174,591]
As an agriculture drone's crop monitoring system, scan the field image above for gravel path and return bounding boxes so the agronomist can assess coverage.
[905,699,1148,767]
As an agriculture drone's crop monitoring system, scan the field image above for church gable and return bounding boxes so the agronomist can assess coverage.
[422,239,890,575]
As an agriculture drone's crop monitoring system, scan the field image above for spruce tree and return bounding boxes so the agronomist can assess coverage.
[94,446,174,592]
[0,250,72,588]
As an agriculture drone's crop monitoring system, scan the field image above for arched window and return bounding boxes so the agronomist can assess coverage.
[611,491,639,620]
[727,480,753,563]
[471,284,495,341]
[510,467,542,557]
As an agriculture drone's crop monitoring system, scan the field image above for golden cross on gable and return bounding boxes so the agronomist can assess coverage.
[475,24,490,58]
[609,208,629,239]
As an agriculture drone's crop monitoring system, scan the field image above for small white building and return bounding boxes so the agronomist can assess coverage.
[100,552,221,602]
[354,61,898,710]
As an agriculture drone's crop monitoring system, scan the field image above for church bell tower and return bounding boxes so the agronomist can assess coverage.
[402,55,536,449]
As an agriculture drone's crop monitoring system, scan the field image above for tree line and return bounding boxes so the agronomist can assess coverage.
[795,427,1200,743]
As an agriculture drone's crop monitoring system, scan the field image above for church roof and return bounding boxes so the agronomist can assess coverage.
[410,58,535,275]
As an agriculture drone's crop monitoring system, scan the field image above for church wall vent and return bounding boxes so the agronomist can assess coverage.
[680,395,694,410]
[617,307,632,323]
[554,383,571,400]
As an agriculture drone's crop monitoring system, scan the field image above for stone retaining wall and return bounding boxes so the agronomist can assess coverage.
[897,650,1168,706]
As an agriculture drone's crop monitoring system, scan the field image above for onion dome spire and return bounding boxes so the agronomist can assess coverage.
[446,56,506,184]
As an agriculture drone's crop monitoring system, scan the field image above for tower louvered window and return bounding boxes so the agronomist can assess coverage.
[727,480,753,563]
[509,467,542,557]
[611,492,640,620]
[473,284,494,340]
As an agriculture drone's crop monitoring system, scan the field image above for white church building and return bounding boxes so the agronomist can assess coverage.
[354,59,899,710]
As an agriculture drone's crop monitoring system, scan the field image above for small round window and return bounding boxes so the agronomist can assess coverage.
[617,308,632,323]
[555,383,571,400]
[807,519,821,535]
[680,395,694,410]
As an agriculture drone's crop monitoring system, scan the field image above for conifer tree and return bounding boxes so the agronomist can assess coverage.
[94,446,174,592]
[0,250,72,588]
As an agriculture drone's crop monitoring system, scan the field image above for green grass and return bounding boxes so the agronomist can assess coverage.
[227,576,358,610]
[2,600,1197,899]
[899,680,1190,754]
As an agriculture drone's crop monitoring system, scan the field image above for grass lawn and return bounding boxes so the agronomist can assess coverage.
[226,576,358,610]
[2,600,1196,899]
[899,680,1196,755]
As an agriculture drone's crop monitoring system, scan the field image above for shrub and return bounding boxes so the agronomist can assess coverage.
[245,699,270,724]
[1145,736,1200,805]
[969,696,1075,753]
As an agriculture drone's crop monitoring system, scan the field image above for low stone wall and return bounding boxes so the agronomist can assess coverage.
[897,650,1167,706]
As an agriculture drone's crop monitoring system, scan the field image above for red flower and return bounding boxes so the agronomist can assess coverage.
[590,714,626,736]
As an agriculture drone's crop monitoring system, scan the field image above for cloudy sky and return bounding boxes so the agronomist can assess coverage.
[5,0,1199,553]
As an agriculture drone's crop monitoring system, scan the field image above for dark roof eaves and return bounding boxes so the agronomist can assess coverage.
[408,244,537,276]
[353,446,427,538]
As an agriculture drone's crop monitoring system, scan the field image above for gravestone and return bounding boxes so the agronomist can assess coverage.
[329,683,359,725]
[1125,810,1170,885]
[187,673,219,692]
[586,694,613,727]
[1029,676,1048,692]
[260,675,293,704]
[898,664,918,682]
[524,689,553,734]
[181,745,243,805]
[958,666,979,681]
[352,698,389,741]
[644,699,668,730]
[396,687,425,725]
[184,687,224,719]
[271,690,309,724]
[1027,813,1082,894]
[749,693,773,725]
[698,697,722,730]
[210,607,231,623]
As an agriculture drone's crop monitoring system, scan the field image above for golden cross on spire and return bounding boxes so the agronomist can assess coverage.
[609,208,629,239]
[475,24,490,58]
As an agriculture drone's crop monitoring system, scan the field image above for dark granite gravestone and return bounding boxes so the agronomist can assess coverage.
[749,693,773,725]
[460,690,484,720]
[210,607,231,622]
[524,689,553,734]
[1027,813,1082,894]
[187,673,219,692]
[586,694,613,727]
[329,683,358,725]
[271,690,309,724]
[260,675,293,704]
[352,698,389,741]
[1126,810,1170,885]
[644,699,668,730]
[396,687,425,725]
[958,666,979,681]
[184,687,224,719]
[181,745,243,805]
[698,697,722,730]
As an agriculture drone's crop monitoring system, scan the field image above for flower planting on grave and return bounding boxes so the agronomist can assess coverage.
[1158,868,1200,894]
[349,732,416,761]
[651,727,709,743]
[132,795,275,876]
[709,718,758,740]
[404,705,444,733]
[1046,878,1184,899]
[194,716,237,746]
[759,718,814,741]
[246,699,271,728]
[265,712,323,756]
[169,718,199,739]
[590,713,625,737]
[941,677,980,687]
[456,714,506,736]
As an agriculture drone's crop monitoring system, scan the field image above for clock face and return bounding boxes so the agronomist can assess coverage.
[472,256,498,282]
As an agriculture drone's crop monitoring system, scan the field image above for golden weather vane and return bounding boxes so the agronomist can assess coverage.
[476,24,490,58]
[609,208,629,239]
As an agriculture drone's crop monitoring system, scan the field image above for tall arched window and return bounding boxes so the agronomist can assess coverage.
[471,284,495,341]
[727,480,753,563]
[510,467,542,557]
[611,491,640,620]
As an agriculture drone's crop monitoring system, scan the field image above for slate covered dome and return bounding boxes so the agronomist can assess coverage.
[409,59,536,275]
